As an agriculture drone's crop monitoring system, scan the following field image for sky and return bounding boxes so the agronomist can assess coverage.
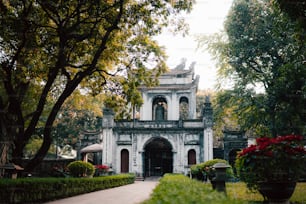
[156,0,233,90]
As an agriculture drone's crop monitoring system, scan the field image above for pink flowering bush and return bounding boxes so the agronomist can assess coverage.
[235,135,306,191]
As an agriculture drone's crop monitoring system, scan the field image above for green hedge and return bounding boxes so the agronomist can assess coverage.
[142,174,243,204]
[0,174,135,203]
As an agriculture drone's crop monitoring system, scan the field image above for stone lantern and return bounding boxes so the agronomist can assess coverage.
[212,162,230,193]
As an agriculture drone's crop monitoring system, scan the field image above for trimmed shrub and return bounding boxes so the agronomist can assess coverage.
[190,162,206,180]
[190,159,234,181]
[143,174,244,204]
[67,160,95,177]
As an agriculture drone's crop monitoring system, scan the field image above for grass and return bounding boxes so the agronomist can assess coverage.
[226,182,306,203]
[226,182,263,202]
[199,182,306,203]
[142,174,238,204]
[290,183,306,203]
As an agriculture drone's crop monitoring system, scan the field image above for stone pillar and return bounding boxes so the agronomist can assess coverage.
[203,96,213,161]
[132,133,137,166]
[102,108,115,168]
[172,92,179,120]
[189,87,197,119]
[135,151,144,179]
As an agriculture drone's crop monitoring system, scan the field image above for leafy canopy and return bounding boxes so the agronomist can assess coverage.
[0,0,193,171]
[197,0,305,137]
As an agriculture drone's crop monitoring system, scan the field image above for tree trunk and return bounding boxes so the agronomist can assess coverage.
[0,142,10,165]
[0,122,13,176]
[0,113,13,168]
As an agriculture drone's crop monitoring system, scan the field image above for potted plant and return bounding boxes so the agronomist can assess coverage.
[235,134,306,203]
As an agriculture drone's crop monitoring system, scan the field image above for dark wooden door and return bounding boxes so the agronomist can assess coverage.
[121,149,129,173]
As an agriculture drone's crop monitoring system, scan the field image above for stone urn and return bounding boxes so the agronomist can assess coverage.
[258,181,296,204]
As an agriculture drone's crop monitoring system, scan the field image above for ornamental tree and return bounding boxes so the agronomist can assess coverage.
[198,0,305,137]
[0,0,193,172]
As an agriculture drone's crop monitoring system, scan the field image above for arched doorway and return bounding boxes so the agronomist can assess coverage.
[229,149,240,175]
[152,96,167,121]
[179,96,189,120]
[144,137,173,177]
[121,149,129,173]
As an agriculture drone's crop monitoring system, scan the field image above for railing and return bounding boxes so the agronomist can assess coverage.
[114,119,203,129]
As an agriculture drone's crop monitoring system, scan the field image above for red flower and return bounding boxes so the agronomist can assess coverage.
[236,134,305,191]
[256,137,270,145]
[95,165,109,170]
[238,144,257,156]
[237,135,305,158]
[276,135,303,142]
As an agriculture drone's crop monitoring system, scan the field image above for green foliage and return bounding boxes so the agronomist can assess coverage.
[0,174,135,203]
[275,0,306,28]
[67,161,95,178]
[0,0,193,171]
[143,174,242,204]
[198,0,306,137]
[191,159,234,181]
[145,174,306,203]
[24,136,56,159]
[213,90,270,137]
[145,175,306,203]
[52,90,103,148]
[103,94,135,120]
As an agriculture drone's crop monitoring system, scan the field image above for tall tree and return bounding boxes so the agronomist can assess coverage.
[0,0,193,171]
[198,0,305,137]
[275,0,306,29]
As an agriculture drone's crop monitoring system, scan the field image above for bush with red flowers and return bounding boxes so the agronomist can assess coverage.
[95,164,109,176]
[235,135,306,191]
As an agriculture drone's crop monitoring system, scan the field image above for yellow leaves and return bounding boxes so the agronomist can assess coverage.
[60,90,103,117]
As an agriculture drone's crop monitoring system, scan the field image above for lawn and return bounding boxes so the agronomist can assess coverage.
[226,182,306,203]
[143,174,306,204]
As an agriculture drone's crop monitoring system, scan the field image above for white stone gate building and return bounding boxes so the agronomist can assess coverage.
[99,64,214,178]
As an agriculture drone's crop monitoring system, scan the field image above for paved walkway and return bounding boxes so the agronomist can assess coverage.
[44,178,159,204]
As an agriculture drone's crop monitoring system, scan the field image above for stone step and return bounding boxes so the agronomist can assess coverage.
[135,176,144,181]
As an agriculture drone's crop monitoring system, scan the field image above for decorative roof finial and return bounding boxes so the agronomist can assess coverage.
[174,58,187,70]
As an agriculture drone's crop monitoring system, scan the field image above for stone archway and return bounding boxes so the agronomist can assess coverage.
[144,137,173,177]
